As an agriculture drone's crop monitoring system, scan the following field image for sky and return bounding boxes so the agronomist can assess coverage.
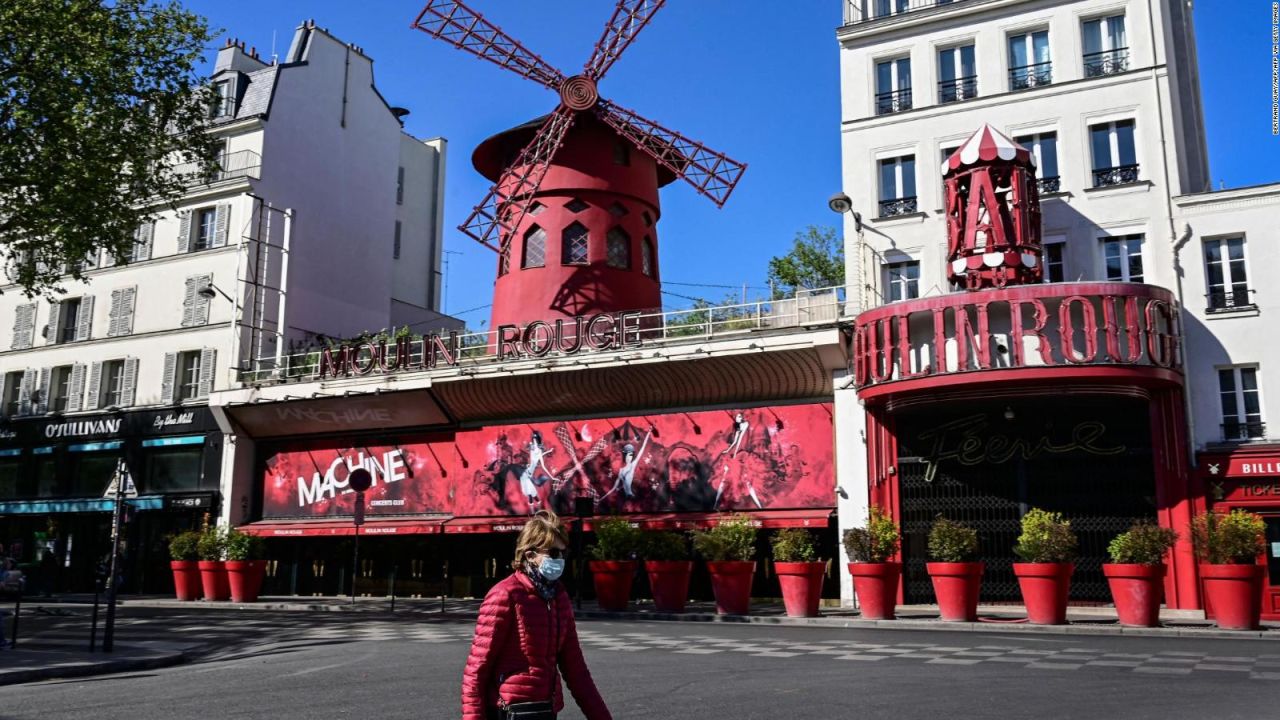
[181,1,1280,328]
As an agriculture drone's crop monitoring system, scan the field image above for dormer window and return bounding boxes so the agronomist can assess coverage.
[210,80,233,119]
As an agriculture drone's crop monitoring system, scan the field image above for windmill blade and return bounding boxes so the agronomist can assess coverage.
[459,106,577,253]
[583,0,667,81]
[411,0,566,91]
[597,100,746,207]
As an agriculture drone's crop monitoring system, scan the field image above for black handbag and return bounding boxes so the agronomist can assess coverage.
[496,699,555,720]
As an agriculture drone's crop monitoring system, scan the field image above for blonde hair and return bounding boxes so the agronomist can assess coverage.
[512,510,570,570]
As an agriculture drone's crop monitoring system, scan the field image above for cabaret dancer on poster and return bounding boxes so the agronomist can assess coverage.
[518,431,556,511]
[599,429,652,502]
[714,413,763,509]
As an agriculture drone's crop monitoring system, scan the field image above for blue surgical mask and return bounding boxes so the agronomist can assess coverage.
[538,557,565,582]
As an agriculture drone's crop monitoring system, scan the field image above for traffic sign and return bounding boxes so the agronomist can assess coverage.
[102,467,138,499]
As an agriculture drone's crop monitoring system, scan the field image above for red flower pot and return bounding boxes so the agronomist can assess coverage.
[170,560,203,601]
[1103,563,1166,628]
[706,561,755,615]
[198,560,230,601]
[1013,562,1073,625]
[589,560,637,612]
[927,562,983,622]
[848,562,901,620]
[775,561,825,618]
[644,560,693,613]
[227,560,267,603]
[1200,564,1265,630]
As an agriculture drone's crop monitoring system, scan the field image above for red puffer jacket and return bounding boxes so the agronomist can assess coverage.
[461,571,611,720]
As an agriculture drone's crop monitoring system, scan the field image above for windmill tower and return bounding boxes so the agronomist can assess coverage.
[412,1,747,331]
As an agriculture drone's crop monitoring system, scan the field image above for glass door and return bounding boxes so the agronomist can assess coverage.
[1265,515,1280,618]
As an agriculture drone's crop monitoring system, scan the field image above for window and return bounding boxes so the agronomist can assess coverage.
[878,156,917,216]
[393,221,402,260]
[1204,237,1251,311]
[562,222,589,265]
[144,448,204,493]
[1043,240,1066,282]
[1219,366,1264,441]
[210,80,232,119]
[875,57,912,115]
[641,236,655,277]
[194,208,217,251]
[1102,235,1143,282]
[99,360,126,408]
[49,365,74,413]
[1014,132,1060,193]
[871,0,909,18]
[522,226,546,269]
[883,261,920,302]
[608,202,628,218]
[565,198,589,214]
[396,166,405,205]
[58,298,81,344]
[175,350,202,403]
[613,140,630,166]
[1083,15,1128,77]
[528,202,546,216]
[1009,30,1051,89]
[2,371,21,416]
[1089,120,1138,186]
[606,228,630,270]
[938,44,977,103]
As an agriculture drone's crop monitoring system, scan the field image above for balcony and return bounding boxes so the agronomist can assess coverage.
[878,196,918,217]
[1222,421,1266,443]
[1010,61,1052,90]
[1083,48,1130,78]
[938,76,978,104]
[844,0,967,25]
[1091,164,1140,188]
[1036,176,1061,194]
[875,88,913,115]
[1206,289,1257,313]
[173,149,261,187]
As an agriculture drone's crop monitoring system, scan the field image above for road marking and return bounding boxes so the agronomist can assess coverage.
[1028,662,1083,670]
[1194,664,1252,672]
[926,658,982,665]
[834,654,888,661]
[1134,666,1192,675]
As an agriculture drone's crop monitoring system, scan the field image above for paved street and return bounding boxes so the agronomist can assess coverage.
[3,607,1279,719]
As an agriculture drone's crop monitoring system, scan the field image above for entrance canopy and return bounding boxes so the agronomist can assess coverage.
[240,516,448,537]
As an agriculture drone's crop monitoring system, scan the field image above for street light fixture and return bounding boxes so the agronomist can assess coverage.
[828,191,862,233]
[198,283,234,302]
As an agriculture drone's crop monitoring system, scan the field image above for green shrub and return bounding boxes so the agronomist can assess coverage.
[640,531,690,562]
[842,506,900,563]
[691,514,757,562]
[1191,509,1266,565]
[1013,509,1077,563]
[771,528,818,563]
[167,530,201,561]
[1107,521,1178,565]
[927,516,979,563]
[224,529,265,561]
[588,517,642,561]
[196,526,227,561]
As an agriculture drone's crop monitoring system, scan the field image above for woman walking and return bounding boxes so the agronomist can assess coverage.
[461,510,612,720]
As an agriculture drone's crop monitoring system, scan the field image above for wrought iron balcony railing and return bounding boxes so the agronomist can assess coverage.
[1092,164,1140,188]
[1010,61,1052,90]
[1037,176,1062,194]
[844,0,967,25]
[1083,48,1130,78]
[1222,421,1266,442]
[1206,288,1257,312]
[878,196,918,217]
[938,76,978,104]
[875,88,913,115]
[172,149,262,186]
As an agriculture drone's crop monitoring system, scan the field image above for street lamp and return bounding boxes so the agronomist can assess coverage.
[347,468,373,605]
[828,192,862,233]
[198,283,234,302]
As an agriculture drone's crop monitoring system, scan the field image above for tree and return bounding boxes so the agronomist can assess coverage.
[766,225,845,298]
[0,0,218,296]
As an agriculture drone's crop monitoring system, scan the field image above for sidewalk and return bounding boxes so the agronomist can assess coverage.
[0,640,189,686]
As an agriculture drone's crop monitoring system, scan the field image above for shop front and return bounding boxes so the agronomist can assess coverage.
[1199,448,1280,619]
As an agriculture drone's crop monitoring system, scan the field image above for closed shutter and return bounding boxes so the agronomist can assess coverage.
[194,274,212,325]
[11,303,35,350]
[160,352,177,404]
[17,368,37,415]
[197,347,217,398]
[214,203,231,247]
[86,361,103,410]
[45,301,61,344]
[134,221,154,261]
[107,289,123,336]
[75,295,94,341]
[67,363,87,412]
[35,367,51,414]
[177,211,192,253]
[107,287,136,337]
[122,358,139,407]
[181,276,197,327]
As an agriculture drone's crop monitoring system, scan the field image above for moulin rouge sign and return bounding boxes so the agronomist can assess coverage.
[320,311,643,379]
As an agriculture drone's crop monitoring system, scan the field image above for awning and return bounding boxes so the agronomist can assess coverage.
[0,496,164,514]
[241,517,447,537]
[444,509,834,534]
[443,516,534,534]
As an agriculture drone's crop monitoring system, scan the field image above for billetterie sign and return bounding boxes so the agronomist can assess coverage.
[320,311,643,379]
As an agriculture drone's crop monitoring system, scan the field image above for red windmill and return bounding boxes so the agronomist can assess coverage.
[411,1,747,332]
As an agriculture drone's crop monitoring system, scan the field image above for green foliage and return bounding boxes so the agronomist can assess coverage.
[1191,509,1266,565]
[1013,509,1078,563]
[927,516,979,563]
[1107,521,1178,565]
[640,531,690,562]
[767,225,845,298]
[664,293,760,338]
[196,526,227,561]
[0,0,220,296]
[224,529,265,561]
[588,517,642,561]
[842,506,900,563]
[771,528,817,563]
[691,515,757,562]
[167,530,201,561]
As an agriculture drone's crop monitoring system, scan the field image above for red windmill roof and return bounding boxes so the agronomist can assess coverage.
[941,124,1034,176]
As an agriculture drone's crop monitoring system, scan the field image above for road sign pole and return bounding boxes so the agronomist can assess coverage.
[102,459,126,653]
[346,468,372,606]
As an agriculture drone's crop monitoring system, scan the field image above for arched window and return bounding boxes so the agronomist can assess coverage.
[562,222,589,265]
[641,236,655,277]
[606,228,630,269]
[522,225,546,268]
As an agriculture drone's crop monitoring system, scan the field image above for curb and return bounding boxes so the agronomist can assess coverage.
[0,648,188,686]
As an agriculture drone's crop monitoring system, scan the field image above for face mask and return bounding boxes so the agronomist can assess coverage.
[538,556,565,582]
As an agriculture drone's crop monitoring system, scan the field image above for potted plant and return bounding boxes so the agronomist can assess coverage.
[196,525,231,601]
[926,516,982,622]
[641,531,693,613]
[692,514,757,615]
[167,530,203,601]
[843,506,901,620]
[225,529,268,603]
[588,517,641,612]
[1104,521,1178,628]
[772,528,824,618]
[1192,509,1266,630]
[1012,508,1077,625]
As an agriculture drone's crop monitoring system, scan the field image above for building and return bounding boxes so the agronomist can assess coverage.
[836,0,1279,616]
[0,20,457,593]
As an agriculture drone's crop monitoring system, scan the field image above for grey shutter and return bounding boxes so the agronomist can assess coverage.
[66,363,86,412]
[86,361,103,410]
[119,287,136,335]
[160,352,177,404]
[177,211,192,253]
[121,358,139,407]
[75,295,94,341]
[194,274,212,325]
[107,289,123,336]
[45,301,61,344]
[11,303,35,350]
[197,347,217,398]
[35,367,51,414]
[17,369,37,415]
[214,204,231,247]
[181,276,197,327]
[134,221,154,261]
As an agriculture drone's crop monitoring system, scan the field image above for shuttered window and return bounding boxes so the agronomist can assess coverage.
[11,303,36,350]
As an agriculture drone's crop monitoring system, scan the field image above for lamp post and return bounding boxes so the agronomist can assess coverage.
[347,468,372,605]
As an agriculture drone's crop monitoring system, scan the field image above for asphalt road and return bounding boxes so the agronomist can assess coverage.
[3,609,1279,719]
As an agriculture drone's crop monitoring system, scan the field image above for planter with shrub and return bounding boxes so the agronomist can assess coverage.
[843,506,901,620]
[1103,521,1178,627]
[196,526,231,601]
[925,517,982,622]
[225,529,268,603]
[167,531,204,601]
[692,515,757,615]
[588,517,641,612]
[1012,509,1077,625]
[1192,509,1266,630]
[771,528,824,618]
[641,531,693,613]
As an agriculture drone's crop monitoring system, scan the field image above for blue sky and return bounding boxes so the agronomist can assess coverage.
[183,1,1280,327]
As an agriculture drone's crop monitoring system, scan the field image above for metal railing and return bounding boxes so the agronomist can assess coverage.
[1222,421,1266,442]
[1206,289,1256,312]
[1092,164,1140,188]
[938,76,977,104]
[1037,176,1061,194]
[172,149,262,186]
[238,285,852,385]
[844,0,966,25]
[878,196,918,217]
[1010,61,1052,90]
[875,88,913,115]
[1083,48,1130,78]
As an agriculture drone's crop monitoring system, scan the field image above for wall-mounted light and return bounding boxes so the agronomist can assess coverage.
[198,283,235,303]
[828,191,863,233]
[1004,406,1016,421]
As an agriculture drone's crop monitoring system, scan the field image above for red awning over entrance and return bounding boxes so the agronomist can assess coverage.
[241,517,447,537]
[443,509,833,534]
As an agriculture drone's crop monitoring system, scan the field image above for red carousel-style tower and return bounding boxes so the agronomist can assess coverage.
[411,1,747,330]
